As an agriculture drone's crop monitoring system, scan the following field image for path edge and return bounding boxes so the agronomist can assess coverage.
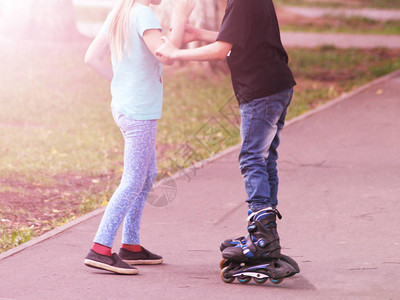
[1,68,399,261]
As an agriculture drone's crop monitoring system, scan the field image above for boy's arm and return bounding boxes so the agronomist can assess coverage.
[198,29,219,43]
[157,37,232,61]
[182,24,219,44]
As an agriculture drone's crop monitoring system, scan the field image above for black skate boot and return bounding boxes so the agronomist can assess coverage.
[222,208,282,262]
[220,236,245,252]
[220,208,300,284]
[220,237,299,276]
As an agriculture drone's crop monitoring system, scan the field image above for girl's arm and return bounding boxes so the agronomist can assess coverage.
[143,0,195,65]
[168,0,195,48]
[156,37,233,61]
[143,29,173,65]
[84,32,113,81]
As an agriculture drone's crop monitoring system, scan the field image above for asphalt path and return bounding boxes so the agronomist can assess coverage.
[74,3,400,49]
[76,22,400,49]
[282,6,400,21]
[0,69,399,299]
[73,0,400,21]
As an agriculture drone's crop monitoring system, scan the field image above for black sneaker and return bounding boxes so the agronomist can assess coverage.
[84,250,139,275]
[118,247,163,265]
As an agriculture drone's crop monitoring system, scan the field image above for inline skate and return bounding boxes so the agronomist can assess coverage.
[219,208,300,284]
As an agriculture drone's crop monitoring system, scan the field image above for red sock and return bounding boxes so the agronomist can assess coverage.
[92,243,112,256]
[122,244,142,252]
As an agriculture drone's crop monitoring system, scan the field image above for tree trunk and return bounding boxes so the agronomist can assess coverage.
[1,0,82,41]
[154,0,226,33]
[191,0,226,31]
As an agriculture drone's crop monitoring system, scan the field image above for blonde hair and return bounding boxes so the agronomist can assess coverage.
[109,0,136,61]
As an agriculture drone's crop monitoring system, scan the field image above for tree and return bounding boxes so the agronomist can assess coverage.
[154,0,226,34]
[0,0,82,41]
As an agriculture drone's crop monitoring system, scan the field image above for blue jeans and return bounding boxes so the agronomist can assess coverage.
[239,88,293,212]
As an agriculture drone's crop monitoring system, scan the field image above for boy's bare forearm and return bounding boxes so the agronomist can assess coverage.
[172,41,232,61]
[198,29,219,43]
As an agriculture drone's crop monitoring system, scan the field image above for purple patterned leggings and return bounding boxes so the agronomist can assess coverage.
[94,109,157,247]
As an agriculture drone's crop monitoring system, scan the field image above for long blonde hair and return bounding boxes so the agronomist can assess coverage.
[109,0,136,61]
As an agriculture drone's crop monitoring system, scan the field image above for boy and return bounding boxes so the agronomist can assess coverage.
[157,0,299,282]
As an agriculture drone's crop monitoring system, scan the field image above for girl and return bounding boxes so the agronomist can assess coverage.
[83,0,194,275]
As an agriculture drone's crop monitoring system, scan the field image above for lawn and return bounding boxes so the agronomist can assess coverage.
[1,39,400,253]
[279,13,400,35]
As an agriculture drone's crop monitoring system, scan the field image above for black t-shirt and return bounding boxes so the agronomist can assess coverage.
[217,0,296,104]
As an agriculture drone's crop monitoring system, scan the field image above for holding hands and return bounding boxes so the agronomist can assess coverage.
[156,36,178,60]
[159,0,196,62]
[156,0,225,62]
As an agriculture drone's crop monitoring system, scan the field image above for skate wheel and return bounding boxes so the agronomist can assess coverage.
[270,277,284,284]
[237,276,251,284]
[221,267,234,284]
[253,277,268,284]
[219,259,227,269]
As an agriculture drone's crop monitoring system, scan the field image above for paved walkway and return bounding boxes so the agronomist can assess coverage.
[1,69,399,299]
[72,0,400,21]
[282,6,400,21]
[77,22,400,49]
[73,0,114,8]
[74,3,400,49]
[73,0,400,21]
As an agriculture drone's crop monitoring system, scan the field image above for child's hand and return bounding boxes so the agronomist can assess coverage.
[174,0,195,19]
[182,24,199,44]
[156,36,178,60]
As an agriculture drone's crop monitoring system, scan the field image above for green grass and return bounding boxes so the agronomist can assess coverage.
[0,223,34,250]
[0,49,117,178]
[281,16,400,35]
[287,46,400,116]
[1,41,400,253]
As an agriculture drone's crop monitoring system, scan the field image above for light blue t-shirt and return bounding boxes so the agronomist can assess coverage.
[101,4,163,120]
